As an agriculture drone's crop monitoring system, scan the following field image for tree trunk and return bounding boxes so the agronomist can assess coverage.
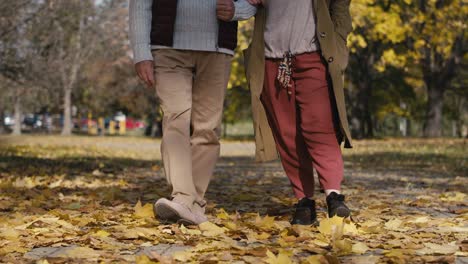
[61,87,72,135]
[57,11,84,136]
[364,101,374,137]
[423,85,444,137]
[455,95,465,138]
[0,106,5,134]
[12,95,22,135]
[357,81,374,138]
[223,120,228,138]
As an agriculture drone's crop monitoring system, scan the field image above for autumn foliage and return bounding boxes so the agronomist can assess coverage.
[0,136,466,262]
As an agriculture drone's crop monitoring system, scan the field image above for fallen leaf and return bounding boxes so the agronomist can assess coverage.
[134,200,155,219]
[135,255,158,264]
[120,227,159,239]
[54,246,100,259]
[0,228,20,240]
[440,192,467,202]
[255,215,276,231]
[93,230,111,238]
[352,242,370,254]
[180,224,202,236]
[305,255,327,264]
[416,242,459,255]
[334,239,353,255]
[344,221,359,235]
[265,250,293,264]
[216,208,230,220]
[384,219,403,231]
[255,232,271,240]
[318,216,344,239]
[172,251,193,262]
[385,249,413,262]
[199,221,226,236]
[409,216,430,224]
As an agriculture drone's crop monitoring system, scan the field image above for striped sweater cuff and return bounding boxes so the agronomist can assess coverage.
[132,43,153,64]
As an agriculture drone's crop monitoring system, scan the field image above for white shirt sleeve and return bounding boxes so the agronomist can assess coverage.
[232,0,258,21]
[129,0,153,64]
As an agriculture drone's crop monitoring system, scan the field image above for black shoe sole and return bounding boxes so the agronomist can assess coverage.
[154,203,196,226]
[329,206,351,218]
[291,219,320,226]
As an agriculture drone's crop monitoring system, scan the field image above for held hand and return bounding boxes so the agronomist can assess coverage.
[135,60,155,89]
[246,0,263,5]
[216,0,235,21]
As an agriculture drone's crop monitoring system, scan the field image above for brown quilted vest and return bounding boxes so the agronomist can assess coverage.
[150,0,238,51]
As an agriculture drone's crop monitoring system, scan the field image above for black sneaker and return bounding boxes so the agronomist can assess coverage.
[290,198,317,225]
[326,192,351,218]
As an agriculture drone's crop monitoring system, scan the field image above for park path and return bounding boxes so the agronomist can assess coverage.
[0,136,466,263]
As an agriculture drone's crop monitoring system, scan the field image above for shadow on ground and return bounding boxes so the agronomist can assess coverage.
[0,138,467,263]
[1,149,465,217]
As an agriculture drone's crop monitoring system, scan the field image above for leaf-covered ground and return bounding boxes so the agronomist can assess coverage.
[0,136,466,264]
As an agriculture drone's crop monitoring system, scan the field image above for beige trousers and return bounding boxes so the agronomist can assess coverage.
[152,49,232,211]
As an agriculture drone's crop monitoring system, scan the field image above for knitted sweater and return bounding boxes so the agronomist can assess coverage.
[232,0,319,59]
[129,0,255,64]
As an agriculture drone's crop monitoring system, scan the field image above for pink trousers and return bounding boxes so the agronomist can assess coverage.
[261,52,344,198]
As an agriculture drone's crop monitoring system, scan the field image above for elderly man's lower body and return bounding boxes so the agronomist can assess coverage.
[152,49,232,225]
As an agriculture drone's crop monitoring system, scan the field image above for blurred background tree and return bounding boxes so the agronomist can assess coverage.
[0,0,466,138]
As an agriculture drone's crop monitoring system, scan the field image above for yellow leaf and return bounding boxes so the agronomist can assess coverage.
[0,228,20,240]
[199,221,226,236]
[409,216,430,224]
[352,242,370,254]
[416,242,458,255]
[55,247,100,259]
[360,220,382,233]
[134,200,155,219]
[225,221,237,230]
[173,251,193,262]
[180,224,202,236]
[385,249,405,258]
[255,215,276,231]
[334,239,353,254]
[313,238,330,247]
[343,221,359,235]
[385,249,413,261]
[216,208,230,220]
[305,255,327,264]
[255,232,271,240]
[135,255,158,264]
[384,219,402,230]
[265,250,293,264]
[121,227,159,239]
[118,179,128,187]
[318,216,344,238]
[440,192,467,202]
[94,230,111,238]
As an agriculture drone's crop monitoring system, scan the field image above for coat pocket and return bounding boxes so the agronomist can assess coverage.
[333,29,350,72]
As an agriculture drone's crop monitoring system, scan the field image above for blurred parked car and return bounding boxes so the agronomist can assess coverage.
[4,115,14,127]
[23,114,42,129]
[74,118,97,131]
[114,112,126,122]
[126,118,145,129]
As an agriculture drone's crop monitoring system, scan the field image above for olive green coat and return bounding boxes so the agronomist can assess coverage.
[244,0,353,162]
